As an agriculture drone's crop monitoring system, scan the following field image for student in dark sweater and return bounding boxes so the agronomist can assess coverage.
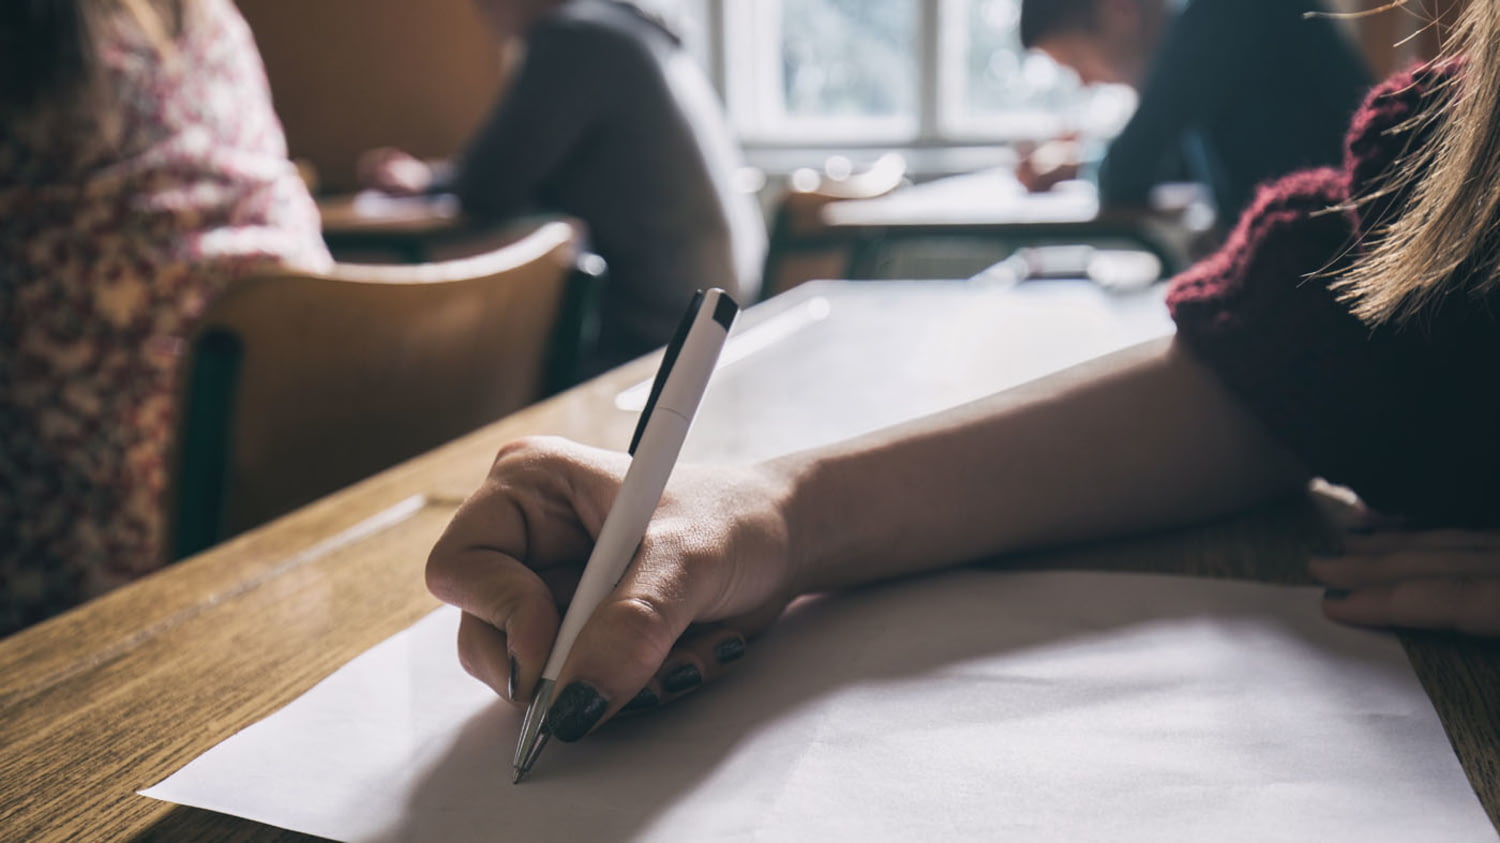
[1016,0,1372,219]
[362,0,765,371]
[427,1,1500,736]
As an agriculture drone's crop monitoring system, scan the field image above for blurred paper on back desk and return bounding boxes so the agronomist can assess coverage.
[139,570,1494,841]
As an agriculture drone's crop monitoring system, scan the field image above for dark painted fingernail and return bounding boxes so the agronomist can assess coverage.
[544,681,608,742]
[714,636,746,664]
[1324,588,1353,601]
[507,654,520,702]
[621,687,659,713]
[661,663,703,694]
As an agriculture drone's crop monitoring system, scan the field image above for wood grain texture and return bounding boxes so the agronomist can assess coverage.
[1,283,1495,839]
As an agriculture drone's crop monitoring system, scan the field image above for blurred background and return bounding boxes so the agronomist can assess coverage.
[239,0,1459,193]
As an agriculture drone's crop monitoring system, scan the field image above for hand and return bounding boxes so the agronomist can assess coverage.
[1015,138,1082,193]
[426,436,797,742]
[357,147,435,196]
[1311,528,1500,636]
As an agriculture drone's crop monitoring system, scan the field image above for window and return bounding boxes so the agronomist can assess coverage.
[725,0,920,142]
[665,0,1135,147]
[941,0,1134,139]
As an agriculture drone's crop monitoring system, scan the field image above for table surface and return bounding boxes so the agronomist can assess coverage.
[821,169,1104,229]
[817,169,1198,278]
[317,192,463,236]
[2,280,1496,841]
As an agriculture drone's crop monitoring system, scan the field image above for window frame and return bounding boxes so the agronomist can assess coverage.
[701,0,1099,149]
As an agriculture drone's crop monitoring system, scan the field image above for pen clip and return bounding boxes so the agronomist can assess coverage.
[629,290,706,455]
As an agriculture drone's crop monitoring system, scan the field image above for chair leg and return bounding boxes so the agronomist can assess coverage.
[172,330,243,560]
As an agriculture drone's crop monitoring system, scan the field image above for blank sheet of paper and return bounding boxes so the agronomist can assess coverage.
[141,571,1495,842]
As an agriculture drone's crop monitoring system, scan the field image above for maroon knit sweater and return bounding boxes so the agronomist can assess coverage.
[1167,63,1500,528]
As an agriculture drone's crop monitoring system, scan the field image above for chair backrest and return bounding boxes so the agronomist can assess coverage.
[171,221,581,556]
[761,153,907,300]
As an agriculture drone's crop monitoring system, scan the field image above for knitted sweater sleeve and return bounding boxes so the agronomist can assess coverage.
[1165,62,1500,527]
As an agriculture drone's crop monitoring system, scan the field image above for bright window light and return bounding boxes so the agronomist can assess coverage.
[690,0,1138,146]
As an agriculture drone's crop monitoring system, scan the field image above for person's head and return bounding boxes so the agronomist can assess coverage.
[1018,0,1168,87]
[0,0,187,129]
[1335,0,1500,326]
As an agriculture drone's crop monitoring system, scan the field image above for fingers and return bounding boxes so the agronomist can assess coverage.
[1311,526,1500,637]
[427,437,628,703]
[1310,547,1500,588]
[1321,577,1500,637]
[616,625,749,717]
[542,590,696,742]
[1311,528,1500,588]
[541,525,764,742]
[1342,528,1500,553]
[457,611,516,700]
[428,546,562,703]
[427,439,794,740]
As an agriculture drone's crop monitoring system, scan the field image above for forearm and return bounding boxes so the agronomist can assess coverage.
[776,336,1309,594]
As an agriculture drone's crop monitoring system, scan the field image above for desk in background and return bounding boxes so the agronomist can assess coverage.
[1,280,1495,840]
[821,169,1202,280]
[317,192,515,264]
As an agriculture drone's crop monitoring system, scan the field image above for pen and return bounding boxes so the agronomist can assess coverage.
[512,288,739,783]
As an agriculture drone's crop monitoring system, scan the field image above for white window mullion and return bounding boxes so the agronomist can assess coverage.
[934,0,969,139]
[706,0,728,100]
[915,0,944,144]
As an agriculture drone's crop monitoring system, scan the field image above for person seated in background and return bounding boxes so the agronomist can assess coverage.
[1014,0,1371,221]
[360,0,767,372]
[426,0,1499,744]
[0,0,330,636]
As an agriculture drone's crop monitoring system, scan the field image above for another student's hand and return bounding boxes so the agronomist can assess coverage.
[1015,138,1082,193]
[1311,528,1500,636]
[426,436,797,741]
[357,147,435,196]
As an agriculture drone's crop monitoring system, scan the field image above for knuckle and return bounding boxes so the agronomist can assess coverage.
[603,596,681,666]
[484,578,549,628]
[613,594,672,636]
[491,435,568,471]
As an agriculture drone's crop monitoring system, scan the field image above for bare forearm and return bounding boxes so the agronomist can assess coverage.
[777,336,1309,594]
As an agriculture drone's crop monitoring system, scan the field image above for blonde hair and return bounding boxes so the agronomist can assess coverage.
[1334,0,1500,326]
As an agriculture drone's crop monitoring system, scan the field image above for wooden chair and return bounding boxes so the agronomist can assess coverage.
[170,221,585,558]
[760,153,907,300]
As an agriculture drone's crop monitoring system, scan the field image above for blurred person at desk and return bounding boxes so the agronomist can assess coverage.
[1013,0,1371,220]
[359,0,766,372]
[0,0,329,635]
[428,0,1500,746]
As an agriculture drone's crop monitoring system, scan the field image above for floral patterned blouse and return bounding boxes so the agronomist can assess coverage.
[0,0,330,635]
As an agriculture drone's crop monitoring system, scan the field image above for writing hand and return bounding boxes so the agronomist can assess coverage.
[426,436,795,741]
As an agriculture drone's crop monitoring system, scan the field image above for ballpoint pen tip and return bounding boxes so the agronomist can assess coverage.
[513,768,526,785]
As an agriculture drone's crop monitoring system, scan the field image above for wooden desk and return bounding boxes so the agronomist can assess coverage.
[318,192,473,263]
[1,281,1496,840]
[821,169,1195,279]
[317,194,579,270]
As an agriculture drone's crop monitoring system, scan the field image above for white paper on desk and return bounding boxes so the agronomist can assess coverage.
[141,571,1495,842]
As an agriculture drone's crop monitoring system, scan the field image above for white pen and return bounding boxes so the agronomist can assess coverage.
[512,288,739,783]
